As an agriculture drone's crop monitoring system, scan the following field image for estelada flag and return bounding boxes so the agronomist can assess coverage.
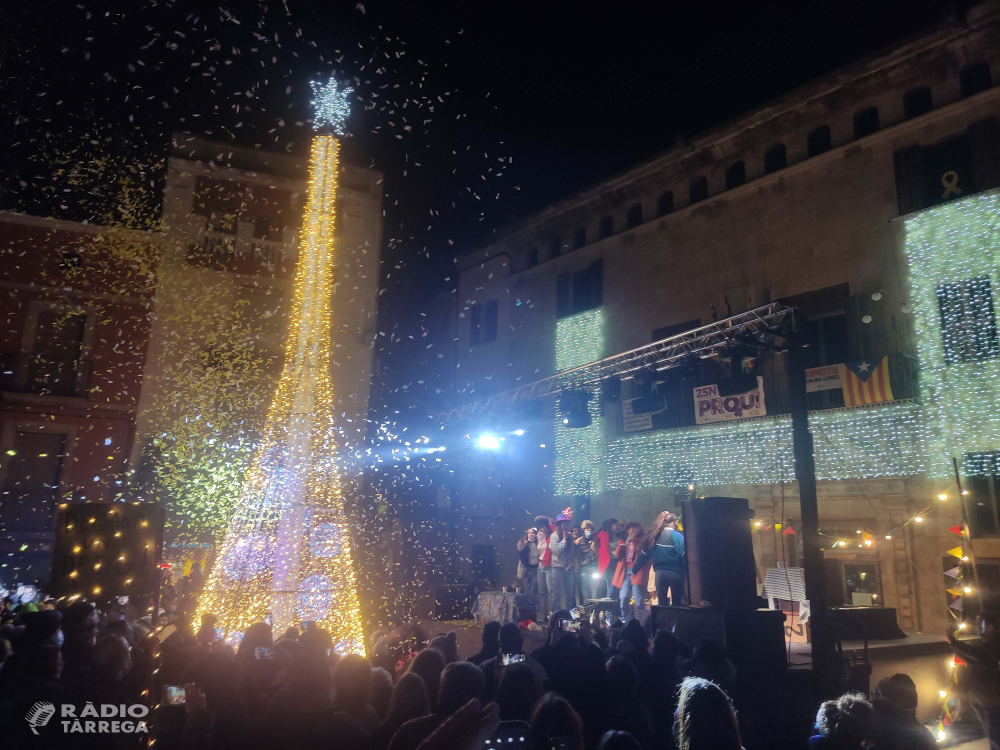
[838,357,894,406]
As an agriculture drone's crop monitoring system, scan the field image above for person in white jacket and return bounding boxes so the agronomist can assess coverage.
[548,512,573,612]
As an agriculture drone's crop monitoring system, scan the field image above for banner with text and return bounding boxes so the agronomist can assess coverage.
[623,397,655,432]
[805,365,842,392]
[694,377,766,424]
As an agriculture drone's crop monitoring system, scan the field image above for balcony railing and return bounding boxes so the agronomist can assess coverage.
[0,352,92,398]
[618,352,920,434]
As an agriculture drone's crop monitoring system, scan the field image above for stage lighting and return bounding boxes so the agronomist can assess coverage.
[476,433,501,451]
[591,572,600,580]
[514,429,525,436]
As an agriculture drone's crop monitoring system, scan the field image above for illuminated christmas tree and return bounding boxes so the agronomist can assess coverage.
[197,79,365,654]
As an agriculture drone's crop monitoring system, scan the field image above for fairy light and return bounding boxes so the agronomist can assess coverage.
[197,86,365,655]
[554,309,604,495]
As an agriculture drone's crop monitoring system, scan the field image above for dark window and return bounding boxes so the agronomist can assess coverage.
[599,215,613,239]
[936,277,1000,364]
[626,203,643,229]
[527,246,538,268]
[764,144,786,174]
[573,227,586,250]
[557,273,572,318]
[893,135,977,214]
[657,191,674,217]
[965,452,1000,537]
[725,161,746,189]
[689,176,708,204]
[470,299,498,345]
[807,126,832,157]
[903,87,933,120]
[961,62,993,98]
[801,314,850,369]
[558,260,604,318]
[652,319,701,341]
[28,310,87,397]
[853,107,880,139]
[550,237,561,260]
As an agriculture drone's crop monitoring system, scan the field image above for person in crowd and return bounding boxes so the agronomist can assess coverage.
[599,730,643,750]
[616,619,654,709]
[181,648,246,750]
[536,516,553,617]
[370,672,431,750]
[468,621,501,666]
[675,677,743,750]
[614,522,651,620]
[371,666,395,721]
[605,655,654,748]
[495,661,543,722]
[809,692,873,750]
[597,519,618,600]
[634,512,686,607]
[649,629,683,739]
[530,693,586,750]
[407,647,446,709]
[0,610,63,744]
[62,600,99,677]
[409,698,500,750]
[518,528,540,595]
[428,631,459,664]
[549,512,574,612]
[197,612,219,646]
[947,611,1000,747]
[576,520,599,605]
[481,622,547,698]
[277,625,300,644]
[236,621,282,718]
[868,673,936,750]
[333,653,380,731]
[389,661,486,750]
[682,639,735,693]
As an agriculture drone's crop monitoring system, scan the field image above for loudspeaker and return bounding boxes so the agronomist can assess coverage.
[601,376,621,403]
[681,496,757,612]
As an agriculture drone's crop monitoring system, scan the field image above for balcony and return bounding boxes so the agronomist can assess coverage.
[0,352,92,398]
[186,230,288,275]
[617,352,920,434]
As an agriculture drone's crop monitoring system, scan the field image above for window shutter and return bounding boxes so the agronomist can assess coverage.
[969,117,1000,192]
[485,300,498,342]
[892,145,925,215]
[556,273,572,318]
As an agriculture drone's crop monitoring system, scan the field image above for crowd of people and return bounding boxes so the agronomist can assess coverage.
[0,582,948,750]
[517,514,687,622]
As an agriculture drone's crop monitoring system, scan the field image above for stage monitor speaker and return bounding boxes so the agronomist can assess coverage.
[681,496,757,612]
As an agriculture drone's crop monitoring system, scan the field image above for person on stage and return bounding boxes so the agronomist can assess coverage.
[576,520,599,604]
[613,522,651,620]
[634,511,687,607]
[517,527,539,595]
[549,512,574,612]
[535,516,553,618]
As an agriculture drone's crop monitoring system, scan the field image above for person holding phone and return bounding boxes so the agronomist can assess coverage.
[480,622,547,700]
[517,528,539,595]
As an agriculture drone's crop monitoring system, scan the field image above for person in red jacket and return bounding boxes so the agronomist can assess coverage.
[613,522,652,621]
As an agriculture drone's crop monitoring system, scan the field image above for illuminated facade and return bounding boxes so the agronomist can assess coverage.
[451,3,1000,643]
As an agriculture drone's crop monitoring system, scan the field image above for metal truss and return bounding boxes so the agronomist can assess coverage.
[438,302,795,423]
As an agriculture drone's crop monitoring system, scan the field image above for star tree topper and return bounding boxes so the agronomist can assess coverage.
[310,77,353,135]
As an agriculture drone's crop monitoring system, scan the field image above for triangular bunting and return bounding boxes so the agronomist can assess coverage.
[782,525,796,536]
[947,587,962,597]
[949,598,963,611]
[944,566,961,578]
[763,524,772,532]
[955,656,968,667]
[946,546,964,559]
[775,523,782,531]
[950,525,964,536]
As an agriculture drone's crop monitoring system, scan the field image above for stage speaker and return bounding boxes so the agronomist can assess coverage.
[601,376,621,403]
[681,496,757,612]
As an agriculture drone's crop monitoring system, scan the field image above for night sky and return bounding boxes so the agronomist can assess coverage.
[0,0,972,423]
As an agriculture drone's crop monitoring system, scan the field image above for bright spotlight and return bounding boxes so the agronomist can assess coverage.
[937,729,946,742]
[476,433,501,451]
[591,572,600,580]
[513,429,525,436]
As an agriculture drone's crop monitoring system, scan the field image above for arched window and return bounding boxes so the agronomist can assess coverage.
[807,126,831,157]
[573,227,587,250]
[527,246,538,268]
[550,237,561,260]
[961,61,993,98]
[626,203,643,229]
[689,176,708,204]
[725,161,746,189]
[903,86,933,120]
[853,107,880,139]
[764,143,786,174]
[657,191,674,217]
[599,215,614,239]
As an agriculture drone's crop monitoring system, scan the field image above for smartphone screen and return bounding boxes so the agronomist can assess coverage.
[560,619,581,632]
[486,721,529,749]
[255,647,274,660]
[501,652,526,666]
[162,685,186,706]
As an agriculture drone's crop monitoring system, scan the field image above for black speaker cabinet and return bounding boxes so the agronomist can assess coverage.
[681,496,757,612]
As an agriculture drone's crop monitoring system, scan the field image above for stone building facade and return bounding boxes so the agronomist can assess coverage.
[450,2,1000,636]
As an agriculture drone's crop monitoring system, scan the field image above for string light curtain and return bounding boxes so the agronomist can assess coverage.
[197,80,365,654]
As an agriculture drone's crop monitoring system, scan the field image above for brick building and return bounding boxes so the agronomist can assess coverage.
[0,213,156,586]
[448,1,1000,638]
